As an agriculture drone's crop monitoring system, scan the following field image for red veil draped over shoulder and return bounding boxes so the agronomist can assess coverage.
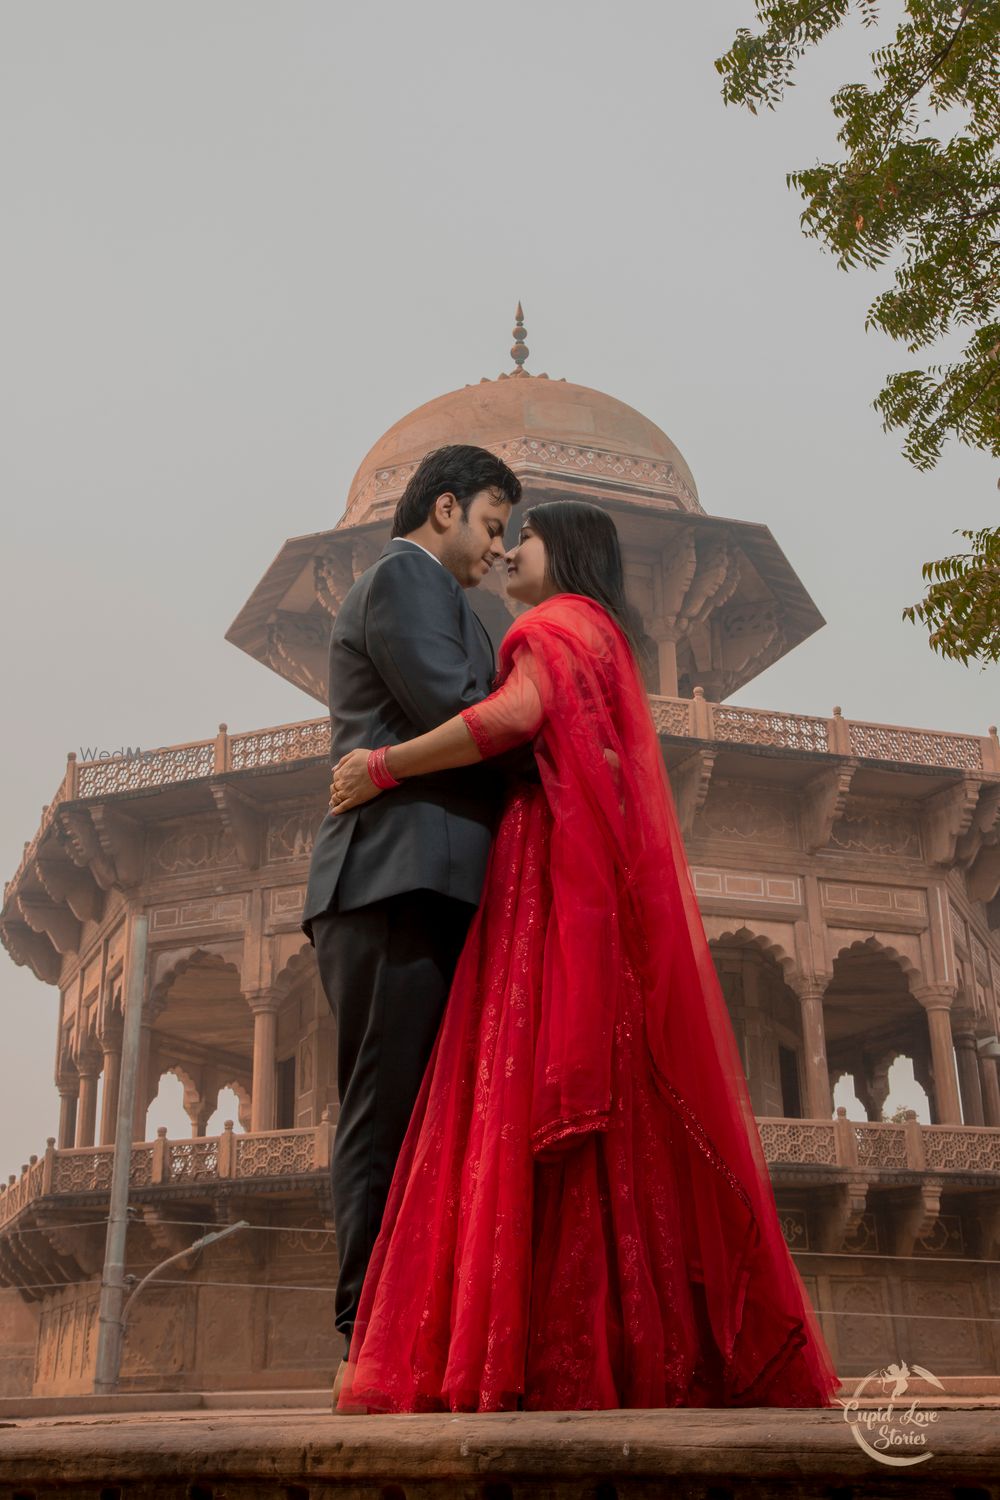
[342,594,840,1411]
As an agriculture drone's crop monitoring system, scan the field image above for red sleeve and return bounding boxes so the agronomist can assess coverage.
[460,651,545,757]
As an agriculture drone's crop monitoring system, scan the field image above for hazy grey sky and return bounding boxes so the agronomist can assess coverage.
[2,2,996,1164]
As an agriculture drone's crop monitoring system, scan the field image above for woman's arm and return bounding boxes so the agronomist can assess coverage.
[330,653,544,813]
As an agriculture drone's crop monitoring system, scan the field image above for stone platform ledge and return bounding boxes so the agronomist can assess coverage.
[0,1407,998,1497]
[2,1375,999,1422]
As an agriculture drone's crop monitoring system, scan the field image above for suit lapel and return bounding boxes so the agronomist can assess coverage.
[382,539,496,683]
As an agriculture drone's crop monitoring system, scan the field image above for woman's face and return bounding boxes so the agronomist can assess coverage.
[505,520,555,605]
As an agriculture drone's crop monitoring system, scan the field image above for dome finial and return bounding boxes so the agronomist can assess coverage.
[510,301,529,377]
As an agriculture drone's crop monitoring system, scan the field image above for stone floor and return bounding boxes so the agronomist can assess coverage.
[1,1400,999,1500]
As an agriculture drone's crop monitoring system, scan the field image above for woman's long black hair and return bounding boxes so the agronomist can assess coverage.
[521,500,642,655]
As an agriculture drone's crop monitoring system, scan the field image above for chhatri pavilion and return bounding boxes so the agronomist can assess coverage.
[2,312,999,1398]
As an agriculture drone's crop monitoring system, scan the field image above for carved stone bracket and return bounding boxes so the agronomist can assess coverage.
[35,1215,107,1277]
[314,548,356,616]
[34,855,103,924]
[814,1176,869,1253]
[969,1189,1000,1259]
[210,783,264,871]
[15,894,81,956]
[668,749,717,837]
[56,807,117,891]
[887,1182,944,1257]
[138,1205,207,1260]
[956,782,1000,867]
[88,805,145,889]
[0,918,61,983]
[801,760,858,853]
[265,612,328,703]
[922,779,982,867]
[967,841,1000,906]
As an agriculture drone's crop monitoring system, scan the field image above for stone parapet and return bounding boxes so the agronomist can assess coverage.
[0,1405,998,1496]
[0,1117,336,1235]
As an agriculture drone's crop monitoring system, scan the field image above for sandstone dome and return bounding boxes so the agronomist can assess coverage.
[340,372,702,527]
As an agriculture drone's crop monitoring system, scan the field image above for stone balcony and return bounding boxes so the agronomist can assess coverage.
[2,1113,998,1286]
[5,694,999,951]
[0,1118,336,1296]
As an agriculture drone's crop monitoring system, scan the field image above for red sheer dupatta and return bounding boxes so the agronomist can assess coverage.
[480,594,839,1405]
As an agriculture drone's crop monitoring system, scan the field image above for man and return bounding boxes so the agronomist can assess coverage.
[301,443,522,1406]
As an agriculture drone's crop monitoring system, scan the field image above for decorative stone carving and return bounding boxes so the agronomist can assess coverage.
[850,722,985,771]
[228,721,330,772]
[756,1120,837,1167]
[264,613,328,702]
[815,1179,870,1254]
[830,797,922,858]
[801,762,857,853]
[0,920,60,983]
[667,749,717,837]
[34,857,103,924]
[56,809,116,891]
[821,882,927,918]
[854,1123,909,1168]
[694,782,798,847]
[235,1131,315,1178]
[210,785,263,871]
[266,809,316,863]
[150,823,240,876]
[711,705,830,755]
[88,806,145,889]
[922,779,983,866]
[15,895,81,957]
[968,844,1000,906]
[314,548,356,616]
[923,1127,1000,1172]
[888,1183,944,1257]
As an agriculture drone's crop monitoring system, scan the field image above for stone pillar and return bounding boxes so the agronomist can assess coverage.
[656,636,679,697]
[75,1064,100,1148]
[99,1039,122,1146]
[187,1099,215,1138]
[953,1026,985,1126]
[798,979,833,1119]
[248,993,280,1132]
[132,1023,154,1142]
[979,1053,1000,1128]
[57,1086,78,1150]
[918,991,963,1125]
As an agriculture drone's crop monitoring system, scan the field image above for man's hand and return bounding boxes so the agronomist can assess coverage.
[330,749,382,814]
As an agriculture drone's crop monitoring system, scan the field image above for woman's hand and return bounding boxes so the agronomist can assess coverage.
[330,749,381,814]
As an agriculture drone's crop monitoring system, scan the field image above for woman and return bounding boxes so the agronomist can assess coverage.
[329,500,840,1413]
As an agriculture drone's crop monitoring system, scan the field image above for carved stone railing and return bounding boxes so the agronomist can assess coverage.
[648,692,999,772]
[0,1118,335,1231]
[759,1110,1000,1174]
[8,696,998,903]
[3,1111,998,1233]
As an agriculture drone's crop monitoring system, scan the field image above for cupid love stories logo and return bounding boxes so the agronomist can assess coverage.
[839,1359,942,1465]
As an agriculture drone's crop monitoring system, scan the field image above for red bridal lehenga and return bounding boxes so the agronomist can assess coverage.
[338,594,840,1413]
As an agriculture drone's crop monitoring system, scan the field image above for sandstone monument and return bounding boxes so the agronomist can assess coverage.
[2,314,998,1397]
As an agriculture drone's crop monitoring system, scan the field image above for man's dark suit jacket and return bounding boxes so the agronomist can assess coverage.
[301,539,503,942]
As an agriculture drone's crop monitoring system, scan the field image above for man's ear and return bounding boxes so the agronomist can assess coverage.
[432,492,457,529]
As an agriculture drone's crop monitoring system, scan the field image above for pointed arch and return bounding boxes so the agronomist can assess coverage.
[831,936,924,989]
[272,941,317,1002]
[148,944,243,1014]
[708,924,801,990]
[208,1078,251,1133]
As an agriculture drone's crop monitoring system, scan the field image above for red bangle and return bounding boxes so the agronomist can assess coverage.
[367,746,401,790]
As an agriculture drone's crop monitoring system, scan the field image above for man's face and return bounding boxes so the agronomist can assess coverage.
[439,487,512,587]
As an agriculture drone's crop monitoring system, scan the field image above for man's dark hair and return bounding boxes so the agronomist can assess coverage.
[391,444,522,538]
[524,500,643,655]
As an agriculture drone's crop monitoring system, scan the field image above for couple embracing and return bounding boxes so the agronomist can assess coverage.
[302,444,839,1414]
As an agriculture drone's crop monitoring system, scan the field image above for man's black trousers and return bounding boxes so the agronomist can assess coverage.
[311,888,476,1349]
